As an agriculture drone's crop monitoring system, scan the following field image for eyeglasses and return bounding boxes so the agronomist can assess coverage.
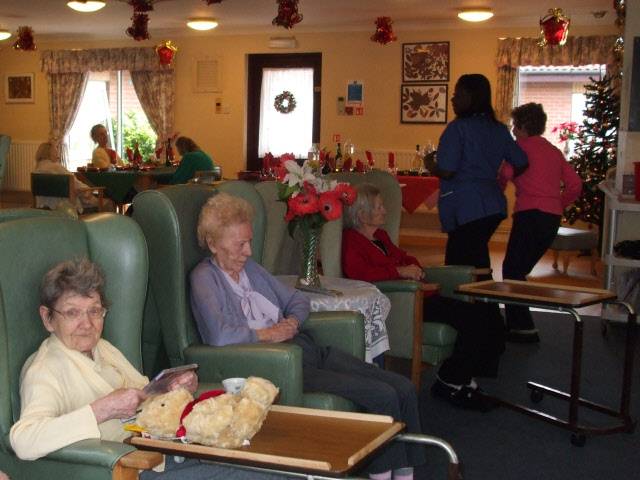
[49,306,107,322]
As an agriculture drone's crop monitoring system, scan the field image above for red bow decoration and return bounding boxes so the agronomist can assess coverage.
[371,17,397,45]
[156,40,177,66]
[13,26,36,51]
[272,0,303,29]
[175,389,225,438]
[539,8,570,47]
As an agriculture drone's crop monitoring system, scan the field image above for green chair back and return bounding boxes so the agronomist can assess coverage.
[0,135,10,189]
[31,173,73,198]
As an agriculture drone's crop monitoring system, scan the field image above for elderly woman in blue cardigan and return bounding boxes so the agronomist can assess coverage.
[190,192,425,480]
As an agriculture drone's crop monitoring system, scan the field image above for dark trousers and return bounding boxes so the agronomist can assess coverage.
[291,333,425,474]
[425,295,505,385]
[445,213,504,273]
[502,209,561,330]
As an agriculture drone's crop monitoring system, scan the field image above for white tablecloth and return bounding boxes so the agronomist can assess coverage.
[277,275,391,363]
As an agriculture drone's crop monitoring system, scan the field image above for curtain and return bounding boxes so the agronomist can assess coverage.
[130,70,175,144]
[47,72,88,166]
[41,48,170,74]
[258,68,314,158]
[495,35,618,122]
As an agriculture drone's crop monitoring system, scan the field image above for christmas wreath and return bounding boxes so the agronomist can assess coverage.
[274,90,296,114]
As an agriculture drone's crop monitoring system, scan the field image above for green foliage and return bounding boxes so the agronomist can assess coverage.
[112,111,157,160]
[564,74,620,227]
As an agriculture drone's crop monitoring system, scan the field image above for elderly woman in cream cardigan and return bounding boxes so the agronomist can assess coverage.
[10,258,284,480]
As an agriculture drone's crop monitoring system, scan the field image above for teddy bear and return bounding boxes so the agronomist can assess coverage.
[136,388,194,437]
[182,376,279,448]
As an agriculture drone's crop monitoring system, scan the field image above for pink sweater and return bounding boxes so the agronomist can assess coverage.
[499,135,582,215]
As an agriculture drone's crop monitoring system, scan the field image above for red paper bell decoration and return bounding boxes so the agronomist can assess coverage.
[272,0,303,29]
[370,17,397,45]
[13,26,36,51]
[539,8,570,47]
[156,40,177,67]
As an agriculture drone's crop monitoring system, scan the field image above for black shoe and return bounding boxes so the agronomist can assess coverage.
[506,328,540,343]
[431,379,497,412]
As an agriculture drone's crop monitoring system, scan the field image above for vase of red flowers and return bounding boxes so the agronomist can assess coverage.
[276,157,356,289]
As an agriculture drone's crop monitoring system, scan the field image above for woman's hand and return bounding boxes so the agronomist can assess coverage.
[90,388,147,424]
[168,371,198,394]
[397,264,425,281]
[256,318,299,343]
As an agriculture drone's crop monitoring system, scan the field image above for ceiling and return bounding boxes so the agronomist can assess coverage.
[0,0,615,41]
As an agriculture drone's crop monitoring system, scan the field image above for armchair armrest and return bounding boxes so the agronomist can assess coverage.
[304,311,365,361]
[424,265,476,301]
[45,439,137,469]
[375,280,438,294]
[184,343,304,406]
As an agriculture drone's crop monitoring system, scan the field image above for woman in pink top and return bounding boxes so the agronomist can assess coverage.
[499,103,582,342]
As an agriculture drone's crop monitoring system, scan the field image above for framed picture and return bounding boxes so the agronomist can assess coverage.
[400,84,447,124]
[5,73,35,103]
[402,42,450,82]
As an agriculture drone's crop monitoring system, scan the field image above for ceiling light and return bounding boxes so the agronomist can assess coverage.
[0,30,11,41]
[458,8,494,22]
[67,1,106,12]
[187,18,219,31]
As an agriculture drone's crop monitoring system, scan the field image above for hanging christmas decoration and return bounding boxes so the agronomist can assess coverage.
[370,17,397,45]
[274,91,296,114]
[203,0,223,3]
[126,0,154,41]
[272,0,303,29]
[538,8,570,47]
[613,0,625,61]
[156,40,177,66]
[13,26,36,51]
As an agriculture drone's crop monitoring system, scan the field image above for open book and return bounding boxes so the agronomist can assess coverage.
[143,363,198,396]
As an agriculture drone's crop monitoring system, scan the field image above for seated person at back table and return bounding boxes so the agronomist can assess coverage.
[33,142,113,213]
[342,183,504,412]
[90,124,123,168]
[170,136,214,184]
[10,258,285,480]
[190,192,425,480]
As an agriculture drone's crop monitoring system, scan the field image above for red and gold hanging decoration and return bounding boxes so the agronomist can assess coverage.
[156,40,177,67]
[126,0,154,41]
[370,16,397,45]
[272,0,303,29]
[538,8,570,47]
[13,26,36,51]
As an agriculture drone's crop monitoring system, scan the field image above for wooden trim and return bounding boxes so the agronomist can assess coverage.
[112,450,163,480]
[411,289,425,389]
[270,404,393,423]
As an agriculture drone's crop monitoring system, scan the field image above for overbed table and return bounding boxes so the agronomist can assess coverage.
[129,405,460,479]
[456,280,637,446]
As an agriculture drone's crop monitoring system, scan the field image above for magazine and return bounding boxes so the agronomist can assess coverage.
[143,363,199,395]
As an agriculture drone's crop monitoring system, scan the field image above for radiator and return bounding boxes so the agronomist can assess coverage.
[5,141,39,191]
[354,148,415,171]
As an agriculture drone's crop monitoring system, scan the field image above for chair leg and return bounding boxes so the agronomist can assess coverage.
[411,291,425,389]
[552,250,559,270]
[562,252,570,274]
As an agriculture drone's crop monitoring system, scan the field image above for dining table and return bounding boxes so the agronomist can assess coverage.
[76,166,176,205]
[396,175,440,214]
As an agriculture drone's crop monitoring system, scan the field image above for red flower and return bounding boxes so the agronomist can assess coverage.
[319,191,343,221]
[273,164,287,182]
[334,183,357,205]
[287,191,320,218]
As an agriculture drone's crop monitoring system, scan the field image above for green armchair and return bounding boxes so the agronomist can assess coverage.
[132,183,363,411]
[0,134,10,190]
[319,171,482,388]
[0,213,161,480]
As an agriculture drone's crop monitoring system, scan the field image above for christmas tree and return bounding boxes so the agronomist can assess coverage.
[563,74,620,227]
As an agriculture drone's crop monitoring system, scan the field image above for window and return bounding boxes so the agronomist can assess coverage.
[517,65,606,156]
[247,53,321,171]
[65,71,156,170]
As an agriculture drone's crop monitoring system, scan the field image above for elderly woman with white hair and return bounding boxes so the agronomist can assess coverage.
[190,192,425,480]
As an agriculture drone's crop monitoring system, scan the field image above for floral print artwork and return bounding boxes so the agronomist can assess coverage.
[400,84,447,124]
[402,42,450,82]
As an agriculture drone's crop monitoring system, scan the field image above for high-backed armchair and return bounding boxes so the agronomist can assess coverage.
[0,135,11,190]
[319,171,481,388]
[132,183,363,410]
[0,213,161,480]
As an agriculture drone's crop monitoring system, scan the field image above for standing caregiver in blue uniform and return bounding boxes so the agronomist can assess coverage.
[425,73,528,272]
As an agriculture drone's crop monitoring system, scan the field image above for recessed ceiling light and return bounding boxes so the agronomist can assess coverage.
[67,1,106,13]
[458,8,494,22]
[0,30,11,41]
[187,18,219,31]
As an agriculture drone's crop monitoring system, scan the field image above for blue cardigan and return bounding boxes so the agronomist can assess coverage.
[190,257,310,346]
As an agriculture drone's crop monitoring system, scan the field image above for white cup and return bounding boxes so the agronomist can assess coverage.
[222,377,246,394]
